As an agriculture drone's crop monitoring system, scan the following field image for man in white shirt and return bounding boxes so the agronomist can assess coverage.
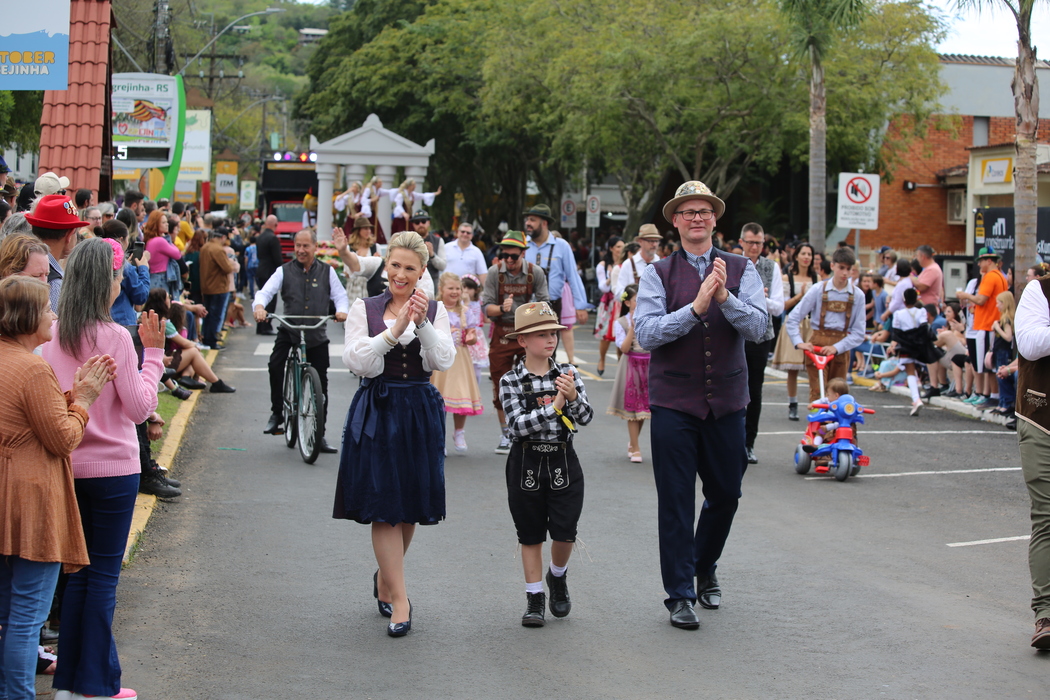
[444,222,487,283]
[615,223,662,296]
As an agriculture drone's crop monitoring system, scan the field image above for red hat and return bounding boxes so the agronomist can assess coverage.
[25,195,83,230]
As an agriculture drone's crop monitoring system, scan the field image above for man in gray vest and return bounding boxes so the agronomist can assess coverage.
[739,223,784,464]
[253,229,349,451]
[635,181,767,630]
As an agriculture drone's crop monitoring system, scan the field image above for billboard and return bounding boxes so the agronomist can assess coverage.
[973,207,1050,273]
[179,110,212,181]
[0,0,70,90]
[112,73,181,169]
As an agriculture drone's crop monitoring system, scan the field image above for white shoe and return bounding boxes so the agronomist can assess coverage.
[453,429,467,452]
[909,401,923,416]
[53,692,73,700]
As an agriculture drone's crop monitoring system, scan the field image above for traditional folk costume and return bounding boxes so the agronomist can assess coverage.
[607,312,650,420]
[334,290,456,524]
[785,279,866,403]
[593,260,621,342]
[431,302,484,416]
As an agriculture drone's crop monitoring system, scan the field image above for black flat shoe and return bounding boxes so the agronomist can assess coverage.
[746,447,758,464]
[546,569,571,618]
[318,438,338,454]
[788,402,799,421]
[387,602,412,637]
[373,570,392,618]
[178,376,206,390]
[669,599,699,630]
[697,572,721,610]
[597,366,605,377]
[263,414,284,435]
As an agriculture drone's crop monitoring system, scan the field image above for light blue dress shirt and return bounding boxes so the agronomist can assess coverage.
[525,235,594,311]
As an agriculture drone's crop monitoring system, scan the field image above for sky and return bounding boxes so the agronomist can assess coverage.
[922,1,1048,59]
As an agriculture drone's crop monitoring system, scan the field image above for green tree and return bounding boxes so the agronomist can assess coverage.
[956,0,1045,292]
[779,0,869,253]
[0,91,44,152]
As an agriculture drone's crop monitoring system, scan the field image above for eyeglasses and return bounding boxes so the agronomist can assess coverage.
[675,209,715,221]
[498,251,521,261]
[740,239,763,247]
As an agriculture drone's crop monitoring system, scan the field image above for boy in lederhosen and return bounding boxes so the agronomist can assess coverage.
[786,247,867,403]
[499,302,593,627]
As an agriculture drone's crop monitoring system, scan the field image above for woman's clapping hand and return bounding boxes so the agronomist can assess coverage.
[71,354,117,409]
[138,310,165,349]
[391,289,429,339]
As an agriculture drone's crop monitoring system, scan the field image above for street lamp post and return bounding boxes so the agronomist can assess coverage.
[177,8,285,76]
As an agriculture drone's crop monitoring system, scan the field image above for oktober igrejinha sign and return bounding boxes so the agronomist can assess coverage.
[0,0,70,90]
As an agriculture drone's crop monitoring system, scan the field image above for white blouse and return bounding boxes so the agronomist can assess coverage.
[392,190,439,219]
[342,298,456,378]
[597,261,621,295]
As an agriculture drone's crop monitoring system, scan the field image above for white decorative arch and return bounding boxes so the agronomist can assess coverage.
[309,114,436,240]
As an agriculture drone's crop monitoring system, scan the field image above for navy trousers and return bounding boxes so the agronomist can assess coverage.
[650,405,747,607]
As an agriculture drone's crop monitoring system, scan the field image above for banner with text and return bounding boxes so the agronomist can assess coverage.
[0,0,69,90]
[215,161,238,205]
[973,207,1050,273]
[179,110,212,182]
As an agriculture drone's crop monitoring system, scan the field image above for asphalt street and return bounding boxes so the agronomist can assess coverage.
[110,321,1045,699]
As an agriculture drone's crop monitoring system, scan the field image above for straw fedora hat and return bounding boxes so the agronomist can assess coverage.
[505,301,566,338]
[662,181,725,223]
[636,223,662,240]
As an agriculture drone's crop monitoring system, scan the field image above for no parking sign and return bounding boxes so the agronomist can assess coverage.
[836,173,880,230]
[561,197,577,228]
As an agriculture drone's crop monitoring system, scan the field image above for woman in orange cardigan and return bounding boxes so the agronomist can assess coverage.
[0,276,114,700]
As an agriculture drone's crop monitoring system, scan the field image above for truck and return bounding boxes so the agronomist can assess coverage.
[259,158,318,261]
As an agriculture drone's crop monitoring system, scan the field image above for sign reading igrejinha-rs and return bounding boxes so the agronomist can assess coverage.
[0,0,70,90]
[111,73,182,169]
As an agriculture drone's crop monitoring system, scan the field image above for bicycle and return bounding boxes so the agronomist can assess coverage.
[269,314,333,464]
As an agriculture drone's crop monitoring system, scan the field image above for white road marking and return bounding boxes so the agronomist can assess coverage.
[214,367,270,372]
[254,342,345,357]
[764,403,921,409]
[947,535,1030,548]
[805,466,1020,480]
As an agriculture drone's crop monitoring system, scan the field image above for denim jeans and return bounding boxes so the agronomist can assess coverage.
[0,556,61,700]
[52,474,139,697]
[201,292,229,348]
[995,347,1016,409]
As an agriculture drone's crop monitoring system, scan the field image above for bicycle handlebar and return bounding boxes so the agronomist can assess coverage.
[268,314,334,331]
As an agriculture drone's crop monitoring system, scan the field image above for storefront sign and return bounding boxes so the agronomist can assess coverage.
[980,158,1013,184]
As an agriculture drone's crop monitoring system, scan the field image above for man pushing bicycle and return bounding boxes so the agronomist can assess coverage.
[254,229,349,451]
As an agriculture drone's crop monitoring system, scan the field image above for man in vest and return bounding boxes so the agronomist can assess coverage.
[1015,272,1050,648]
[739,223,784,464]
[635,181,768,630]
[253,229,349,451]
[482,230,550,454]
[523,204,592,324]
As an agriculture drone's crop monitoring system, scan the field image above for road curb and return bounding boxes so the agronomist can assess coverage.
[764,366,1011,427]
[123,347,219,564]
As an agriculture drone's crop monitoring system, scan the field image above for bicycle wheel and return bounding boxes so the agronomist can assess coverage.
[298,366,324,464]
[283,356,298,449]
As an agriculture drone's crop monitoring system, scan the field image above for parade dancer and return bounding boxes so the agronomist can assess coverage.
[481,231,549,454]
[500,302,593,627]
[634,181,768,630]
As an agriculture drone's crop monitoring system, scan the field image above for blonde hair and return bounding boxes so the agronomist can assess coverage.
[387,231,429,268]
[997,290,1016,326]
[827,377,849,398]
[437,272,463,313]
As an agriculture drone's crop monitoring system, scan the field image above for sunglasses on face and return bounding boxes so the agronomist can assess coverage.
[498,251,521,261]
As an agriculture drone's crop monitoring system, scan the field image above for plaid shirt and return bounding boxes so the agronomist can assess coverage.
[500,358,593,442]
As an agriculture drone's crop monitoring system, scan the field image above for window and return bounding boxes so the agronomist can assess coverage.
[973,117,989,147]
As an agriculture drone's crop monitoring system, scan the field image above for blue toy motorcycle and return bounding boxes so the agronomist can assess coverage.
[794,394,875,482]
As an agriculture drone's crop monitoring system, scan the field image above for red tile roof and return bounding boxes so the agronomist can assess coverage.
[39,1,113,201]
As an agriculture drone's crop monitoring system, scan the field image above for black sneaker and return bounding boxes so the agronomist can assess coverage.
[209,380,236,394]
[788,402,799,421]
[546,569,571,618]
[150,461,180,487]
[521,592,546,627]
[171,386,192,401]
[178,376,207,390]
[139,470,182,498]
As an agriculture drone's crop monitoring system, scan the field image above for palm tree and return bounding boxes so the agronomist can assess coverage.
[956,0,1044,292]
[779,0,868,253]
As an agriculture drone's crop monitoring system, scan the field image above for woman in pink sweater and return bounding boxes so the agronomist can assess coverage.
[41,237,165,700]
[143,210,181,298]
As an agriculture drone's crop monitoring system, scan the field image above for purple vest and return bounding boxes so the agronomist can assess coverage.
[649,248,750,420]
[363,290,439,379]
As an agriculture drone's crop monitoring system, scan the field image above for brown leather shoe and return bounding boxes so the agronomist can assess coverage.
[1032,618,1050,649]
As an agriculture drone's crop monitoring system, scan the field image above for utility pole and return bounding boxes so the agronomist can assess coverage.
[153,0,171,74]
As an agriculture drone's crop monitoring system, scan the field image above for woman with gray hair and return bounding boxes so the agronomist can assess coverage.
[335,231,455,637]
[0,211,32,240]
[41,237,165,700]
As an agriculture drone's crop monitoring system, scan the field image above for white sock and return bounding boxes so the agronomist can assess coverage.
[788,395,797,403]
[990,392,1000,399]
[525,581,543,595]
[549,562,567,577]
[907,375,921,404]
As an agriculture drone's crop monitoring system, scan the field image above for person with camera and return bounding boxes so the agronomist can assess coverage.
[481,230,549,454]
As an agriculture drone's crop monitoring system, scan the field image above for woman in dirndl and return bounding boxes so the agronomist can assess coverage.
[593,236,624,376]
[335,232,456,637]
[606,284,650,462]
[770,241,818,421]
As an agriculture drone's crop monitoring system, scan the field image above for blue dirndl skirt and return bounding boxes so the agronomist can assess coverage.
[333,376,446,525]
